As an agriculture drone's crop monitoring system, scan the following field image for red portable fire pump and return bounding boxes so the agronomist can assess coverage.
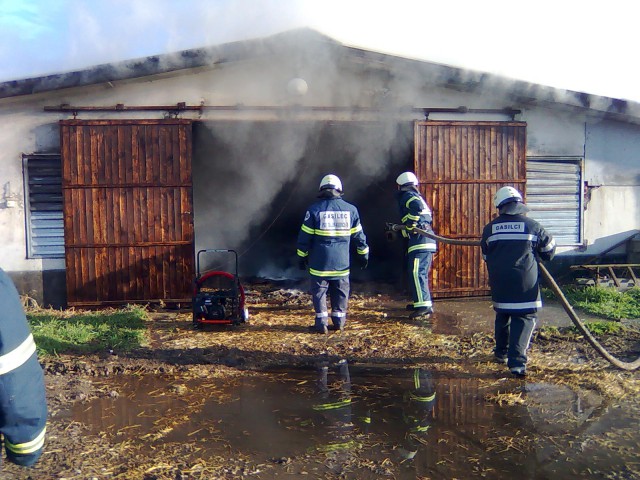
[192,249,248,328]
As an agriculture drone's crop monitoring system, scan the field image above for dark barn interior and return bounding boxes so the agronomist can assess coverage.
[192,120,415,286]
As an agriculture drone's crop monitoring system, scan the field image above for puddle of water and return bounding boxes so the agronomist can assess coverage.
[430,297,585,335]
[70,364,639,478]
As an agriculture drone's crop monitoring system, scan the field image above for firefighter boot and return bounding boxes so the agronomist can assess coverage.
[409,307,433,320]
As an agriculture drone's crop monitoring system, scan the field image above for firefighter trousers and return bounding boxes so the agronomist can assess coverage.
[311,277,350,329]
[494,311,536,370]
[407,251,433,309]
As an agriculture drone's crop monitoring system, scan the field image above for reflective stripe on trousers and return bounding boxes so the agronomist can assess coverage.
[408,251,433,308]
[311,277,350,328]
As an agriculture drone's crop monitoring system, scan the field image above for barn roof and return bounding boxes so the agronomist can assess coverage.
[1,28,639,123]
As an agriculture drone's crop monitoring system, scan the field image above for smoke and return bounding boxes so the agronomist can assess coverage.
[64,0,310,79]
[3,0,640,102]
[184,29,415,278]
[192,118,411,278]
[193,120,319,253]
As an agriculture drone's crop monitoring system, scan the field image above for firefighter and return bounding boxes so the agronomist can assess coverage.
[395,172,437,319]
[297,174,369,333]
[480,186,556,377]
[0,268,47,466]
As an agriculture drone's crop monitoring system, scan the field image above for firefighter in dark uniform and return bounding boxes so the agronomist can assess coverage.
[0,268,47,466]
[395,172,437,319]
[297,174,369,333]
[480,186,556,377]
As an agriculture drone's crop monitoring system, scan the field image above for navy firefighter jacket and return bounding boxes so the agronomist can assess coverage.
[0,268,47,467]
[297,193,369,279]
[480,213,556,313]
[396,188,437,254]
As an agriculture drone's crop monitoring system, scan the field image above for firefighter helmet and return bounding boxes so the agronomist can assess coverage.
[494,186,523,208]
[396,171,419,186]
[319,174,342,192]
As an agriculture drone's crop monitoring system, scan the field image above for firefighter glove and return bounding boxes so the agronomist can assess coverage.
[298,258,308,271]
[358,256,368,269]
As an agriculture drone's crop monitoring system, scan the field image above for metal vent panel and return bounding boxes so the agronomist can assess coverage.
[526,158,583,246]
[23,155,64,258]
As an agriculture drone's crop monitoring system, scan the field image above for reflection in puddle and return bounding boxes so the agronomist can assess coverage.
[71,363,639,478]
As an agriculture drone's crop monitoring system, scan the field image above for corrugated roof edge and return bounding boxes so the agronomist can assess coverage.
[0,28,337,100]
[1,27,639,123]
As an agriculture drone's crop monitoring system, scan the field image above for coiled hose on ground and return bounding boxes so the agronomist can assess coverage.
[391,225,640,371]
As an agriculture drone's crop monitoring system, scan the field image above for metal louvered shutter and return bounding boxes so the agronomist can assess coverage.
[23,154,65,258]
[526,157,583,246]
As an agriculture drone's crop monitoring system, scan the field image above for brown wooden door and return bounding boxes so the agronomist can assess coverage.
[60,119,194,307]
[414,121,527,298]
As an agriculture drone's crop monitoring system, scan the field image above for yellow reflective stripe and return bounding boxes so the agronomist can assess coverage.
[317,440,360,452]
[411,425,430,433]
[5,426,46,455]
[402,213,420,223]
[302,224,353,237]
[357,247,369,255]
[409,391,436,402]
[309,268,350,277]
[406,196,421,208]
[413,301,432,308]
[413,368,420,389]
[412,257,423,304]
[350,224,362,234]
[408,244,434,253]
[0,334,37,376]
[314,229,351,237]
[296,249,308,257]
[312,398,352,411]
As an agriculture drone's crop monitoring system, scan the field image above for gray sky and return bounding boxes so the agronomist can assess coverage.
[2,0,639,101]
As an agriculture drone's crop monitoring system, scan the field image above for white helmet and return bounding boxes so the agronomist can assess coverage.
[494,186,523,208]
[396,171,419,186]
[319,174,342,192]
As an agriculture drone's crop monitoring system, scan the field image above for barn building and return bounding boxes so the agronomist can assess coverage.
[0,29,638,307]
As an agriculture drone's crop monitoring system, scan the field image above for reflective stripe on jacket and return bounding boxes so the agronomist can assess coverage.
[396,188,437,254]
[297,193,369,279]
[480,213,556,313]
[0,268,47,466]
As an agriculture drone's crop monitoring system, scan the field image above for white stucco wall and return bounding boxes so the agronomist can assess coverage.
[0,55,639,277]
[0,102,63,272]
[584,186,639,248]
[580,121,640,255]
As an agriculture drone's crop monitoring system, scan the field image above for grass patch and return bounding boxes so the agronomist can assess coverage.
[569,321,625,336]
[27,305,149,357]
[539,321,625,339]
[544,286,640,320]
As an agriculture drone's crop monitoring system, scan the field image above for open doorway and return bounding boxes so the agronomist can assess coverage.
[191,120,414,287]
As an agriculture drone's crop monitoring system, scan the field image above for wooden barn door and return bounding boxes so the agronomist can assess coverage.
[60,119,194,307]
[415,121,527,298]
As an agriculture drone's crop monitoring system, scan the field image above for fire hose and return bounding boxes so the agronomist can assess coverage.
[387,223,640,371]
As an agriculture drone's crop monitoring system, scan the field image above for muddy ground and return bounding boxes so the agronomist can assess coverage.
[4,281,640,479]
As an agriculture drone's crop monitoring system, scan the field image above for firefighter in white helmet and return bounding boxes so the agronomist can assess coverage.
[297,174,369,333]
[395,172,437,319]
[480,186,556,377]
